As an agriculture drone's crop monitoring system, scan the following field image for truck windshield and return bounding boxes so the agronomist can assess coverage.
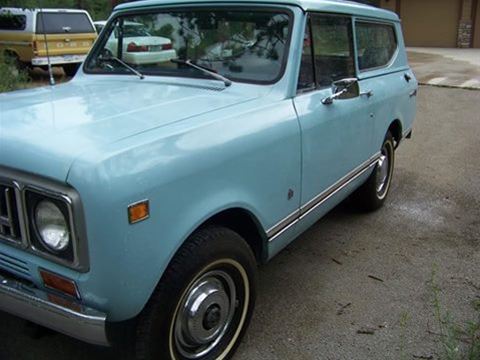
[84,8,292,84]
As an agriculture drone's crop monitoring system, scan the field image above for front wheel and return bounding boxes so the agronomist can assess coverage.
[135,226,257,360]
[352,131,395,211]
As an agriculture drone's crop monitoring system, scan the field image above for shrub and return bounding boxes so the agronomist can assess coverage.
[0,53,30,93]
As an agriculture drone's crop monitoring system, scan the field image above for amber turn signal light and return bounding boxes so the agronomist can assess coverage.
[40,269,79,299]
[128,200,150,224]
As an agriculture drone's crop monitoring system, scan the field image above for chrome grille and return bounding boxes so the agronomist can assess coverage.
[0,183,21,243]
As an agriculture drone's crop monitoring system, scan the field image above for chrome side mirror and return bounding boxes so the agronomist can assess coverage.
[322,78,360,105]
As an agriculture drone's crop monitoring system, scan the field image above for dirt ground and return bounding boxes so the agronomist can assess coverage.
[25,66,70,88]
[0,85,479,359]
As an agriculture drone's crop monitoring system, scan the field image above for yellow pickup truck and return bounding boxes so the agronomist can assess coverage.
[0,8,97,76]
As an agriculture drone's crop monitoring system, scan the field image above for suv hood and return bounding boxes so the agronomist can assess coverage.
[0,78,258,181]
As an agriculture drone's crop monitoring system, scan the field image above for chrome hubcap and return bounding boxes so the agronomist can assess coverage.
[376,154,389,194]
[174,270,236,359]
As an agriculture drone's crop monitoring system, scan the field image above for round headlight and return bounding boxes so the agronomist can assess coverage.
[34,200,70,251]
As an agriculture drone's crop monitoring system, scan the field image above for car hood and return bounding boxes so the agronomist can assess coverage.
[0,78,258,182]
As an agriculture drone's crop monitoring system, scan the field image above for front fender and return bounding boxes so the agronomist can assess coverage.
[67,97,301,321]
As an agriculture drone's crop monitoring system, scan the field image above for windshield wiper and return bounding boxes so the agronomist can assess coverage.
[100,54,145,80]
[171,58,232,87]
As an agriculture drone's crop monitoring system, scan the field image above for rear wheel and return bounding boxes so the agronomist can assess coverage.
[352,131,395,211]
[63,63,80,77]
[135,226,257,360]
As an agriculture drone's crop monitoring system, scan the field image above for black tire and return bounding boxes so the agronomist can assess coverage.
[135,226,257,360]
[352,131,395,211]
[63,63,80,77]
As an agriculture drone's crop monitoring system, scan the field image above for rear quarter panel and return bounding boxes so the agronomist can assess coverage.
[0,31,35,63]
[355,19,417,150]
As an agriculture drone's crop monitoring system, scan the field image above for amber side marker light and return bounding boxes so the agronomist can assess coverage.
[40,269,79,299]
[128,200,150,224]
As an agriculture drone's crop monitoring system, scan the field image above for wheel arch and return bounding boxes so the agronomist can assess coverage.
[388,119,403,147]
[2,48,20,59]
[200,207,268,264]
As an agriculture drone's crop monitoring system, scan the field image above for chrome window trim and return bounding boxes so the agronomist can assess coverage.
[267,152,381,241]
[0,165,89,272]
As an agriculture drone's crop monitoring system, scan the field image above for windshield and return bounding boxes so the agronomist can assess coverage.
[84,8,292,84]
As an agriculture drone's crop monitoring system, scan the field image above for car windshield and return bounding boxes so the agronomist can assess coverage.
[84,8,292,84]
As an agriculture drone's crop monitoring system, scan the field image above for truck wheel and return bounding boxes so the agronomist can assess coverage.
[136,226,257,360]
[63,63,80,77]
[353,131,395,211]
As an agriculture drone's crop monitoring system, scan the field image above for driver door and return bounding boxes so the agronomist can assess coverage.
[294,13,374,209]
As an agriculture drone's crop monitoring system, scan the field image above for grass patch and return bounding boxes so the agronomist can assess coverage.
[399,311,410,360]
[430,266,480,360]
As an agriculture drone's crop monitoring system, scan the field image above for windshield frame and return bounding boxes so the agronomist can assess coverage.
[83,5,294,85]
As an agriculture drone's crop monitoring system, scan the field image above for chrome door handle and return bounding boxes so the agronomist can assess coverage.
[360,90,373,98]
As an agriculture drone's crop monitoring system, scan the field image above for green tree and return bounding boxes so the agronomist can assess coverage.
[0,0,135,20]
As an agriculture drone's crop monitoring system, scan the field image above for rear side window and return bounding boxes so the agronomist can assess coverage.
[0,14,26,30]
[355,22,397,71]
[36,13,94,34]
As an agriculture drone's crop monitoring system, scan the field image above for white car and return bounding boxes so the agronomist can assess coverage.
[94,20,176,65]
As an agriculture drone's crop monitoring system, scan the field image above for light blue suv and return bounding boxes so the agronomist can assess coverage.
[0,0,417,358]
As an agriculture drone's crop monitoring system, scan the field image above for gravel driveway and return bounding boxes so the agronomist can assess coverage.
[0,85,479,360]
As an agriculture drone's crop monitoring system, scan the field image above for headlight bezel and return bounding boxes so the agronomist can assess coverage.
[0,166,89,272]
[24,185,86,271]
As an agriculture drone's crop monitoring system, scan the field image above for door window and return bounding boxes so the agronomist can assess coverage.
[297,14,355,91]
[355,22,397,71]
[311,14,355,87]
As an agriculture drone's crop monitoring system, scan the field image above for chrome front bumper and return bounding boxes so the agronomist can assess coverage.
[0,272,109,346]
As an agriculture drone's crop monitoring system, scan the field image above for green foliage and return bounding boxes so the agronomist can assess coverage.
[154,23,174,38]
[0,53,29,92]
[0,0,133,21]
[399,311,410,360]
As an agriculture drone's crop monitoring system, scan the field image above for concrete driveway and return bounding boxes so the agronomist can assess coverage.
[0,86,479,359]
[408,47,480,89]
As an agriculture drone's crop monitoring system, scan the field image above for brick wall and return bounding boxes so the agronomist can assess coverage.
[458,0,474,47]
